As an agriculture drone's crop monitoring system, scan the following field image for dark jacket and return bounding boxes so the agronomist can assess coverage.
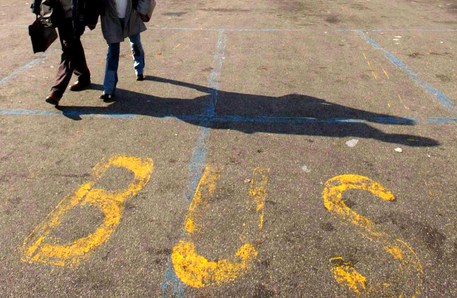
[32,0,102,35]
[73,0,102,27]
[100,0,146,44]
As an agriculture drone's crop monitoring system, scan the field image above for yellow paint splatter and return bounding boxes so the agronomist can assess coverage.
[395,239,424,275]
[371,69,379,80]
[382,67,390,80]
[21,155,153,267]
[173,166,269,288]
[331,261,367,294]
[385,245,404,260]
[362,52,378,80]
[398,94,410,110]
[423,180,434,197]
[249,168,270,230]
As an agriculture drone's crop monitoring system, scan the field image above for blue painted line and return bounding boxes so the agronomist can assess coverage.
[0,108,420,125]
[0,53,52,86]
[156,26,217,32]
[357,31,455,110]
[154,26,457,33]
[187,30,226,197]
[0,109,137,119]
[154,27,308,32]
[205,30,226,117]
[3,23,457,33]
[336,28,457,33]
[213,115,416,125]
[161,257,186,297]
[428,117,457,124]
[0,109,60,116]
[142,26,457,33]
[160,30,227,298]
[61,111,137,119]
[229,28,304,32]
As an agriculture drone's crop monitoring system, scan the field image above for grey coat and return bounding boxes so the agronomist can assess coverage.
[101,0,146,44]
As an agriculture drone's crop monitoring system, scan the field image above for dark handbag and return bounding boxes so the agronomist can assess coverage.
[28,17,58,53]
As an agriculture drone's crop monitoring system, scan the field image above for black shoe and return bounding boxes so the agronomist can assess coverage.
[70,80,91,91]
[100,93,115,102]
[136,74,144,81]
[45,93,61,106]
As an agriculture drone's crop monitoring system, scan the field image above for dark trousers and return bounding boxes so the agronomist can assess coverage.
[51,18,90,98]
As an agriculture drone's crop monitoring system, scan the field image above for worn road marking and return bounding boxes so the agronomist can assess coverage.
[358,31,455,111]
[172,166,269,288]
[161,29,227,297]
[330,257,367,294]
[20,155,153,267]
[398,94,410,110]
[0,51,55,86]
[363,52,379,80]
[323,174,424,296]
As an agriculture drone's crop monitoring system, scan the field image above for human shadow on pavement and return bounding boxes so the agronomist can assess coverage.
[57,76,439,147]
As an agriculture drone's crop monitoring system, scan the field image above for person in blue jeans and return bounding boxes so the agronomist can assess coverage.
[100,0,148,101]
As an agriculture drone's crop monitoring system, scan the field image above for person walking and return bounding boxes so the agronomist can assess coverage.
[99,0,147,101]
[33,0,101,106]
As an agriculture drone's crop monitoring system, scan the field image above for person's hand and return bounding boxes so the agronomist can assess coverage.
[138,13,150,22]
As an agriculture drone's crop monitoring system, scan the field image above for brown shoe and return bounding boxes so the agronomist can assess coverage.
[45,93,61,106]
[70,80,91,91]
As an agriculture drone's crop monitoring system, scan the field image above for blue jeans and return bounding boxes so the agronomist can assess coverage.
[103,33,145,94]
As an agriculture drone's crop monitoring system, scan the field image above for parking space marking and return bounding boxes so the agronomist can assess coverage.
[358,30,455,111]
[361,50,413,111]
[171,166,269,288]
[0,108,137,118]
[428,117,457,123]
[0,108,425,126]
[20,155,154,267]
[3,25,451,295]
[0,50,55,86]
[1,28,453,122]
[3,23,457,32]
[186,30,227,202]
[161,30,227,297]
[323,174,424,296]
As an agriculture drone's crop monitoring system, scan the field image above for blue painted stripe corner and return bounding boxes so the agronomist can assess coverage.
[357,30,455,111]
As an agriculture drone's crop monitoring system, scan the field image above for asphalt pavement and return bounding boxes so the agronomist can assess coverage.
[1,0,457,296]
